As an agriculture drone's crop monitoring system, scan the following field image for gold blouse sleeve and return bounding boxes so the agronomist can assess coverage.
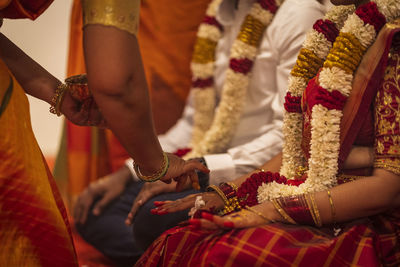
[373,43,400,175]
[82,0,140,36]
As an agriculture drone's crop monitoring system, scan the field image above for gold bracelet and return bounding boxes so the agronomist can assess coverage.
[50,83,67,116]
[308,193,322,227]
[207,185,229,205]
[305,194,317,226]
[245,205,271,223]
[133,152,169,182]
[327,190,336,224]
[272,199,296,224]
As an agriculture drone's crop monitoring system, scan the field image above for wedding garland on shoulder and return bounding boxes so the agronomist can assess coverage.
[255,0,400,203]
[184,0,283,159]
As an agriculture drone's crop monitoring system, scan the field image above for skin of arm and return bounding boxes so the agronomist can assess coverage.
[0,33,58,104]
[0,33,102,126]
[257,168,400,225]
[83,25,164,174]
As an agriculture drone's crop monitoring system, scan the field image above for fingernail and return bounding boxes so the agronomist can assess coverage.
[201,212,214,221]
[223,221,234,228]
[189,219,201,226]
[150,209,158,214]
[154,201,164,207]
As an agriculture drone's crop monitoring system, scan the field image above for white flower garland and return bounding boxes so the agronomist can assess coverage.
[259,0,400,202]
[186,0,283,158]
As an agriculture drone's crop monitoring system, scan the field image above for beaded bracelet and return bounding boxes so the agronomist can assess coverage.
[49,83,68,116]
[133,152,169,182]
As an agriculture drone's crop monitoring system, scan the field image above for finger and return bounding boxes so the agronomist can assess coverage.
[188,171,200,190]
[189,218,219,230]
[175,175,188,192]
[185,159,210,174]
[155,196,197,213]
[201,212,234,229]
[92,194,113,216]
[127,198,144,223]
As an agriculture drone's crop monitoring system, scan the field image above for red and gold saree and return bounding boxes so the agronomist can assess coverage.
[136,20,400,267]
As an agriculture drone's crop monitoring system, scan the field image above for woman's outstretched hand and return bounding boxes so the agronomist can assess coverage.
[160,153,209,191]
[150,192,224,215]
[188,203,276,230]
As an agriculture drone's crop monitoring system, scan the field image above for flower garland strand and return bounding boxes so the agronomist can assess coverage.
[185,0,283,159]
[255,0,400,203]
[280,5,355,179]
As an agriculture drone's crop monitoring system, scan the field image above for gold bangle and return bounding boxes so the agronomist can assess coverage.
[272,199,296,224]
[327,190,336,224]
[133,152,169,182]
[245,205,271,223]
[207,185,229,204]
[308,193,322,227]
[50,83,67,116]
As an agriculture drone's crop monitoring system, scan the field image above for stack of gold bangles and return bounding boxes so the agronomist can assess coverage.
[133,152,170,182]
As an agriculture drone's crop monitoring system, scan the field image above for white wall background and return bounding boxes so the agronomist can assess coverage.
[2,1,73,156]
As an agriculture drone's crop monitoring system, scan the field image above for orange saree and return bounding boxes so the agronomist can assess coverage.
[0,1,78,266]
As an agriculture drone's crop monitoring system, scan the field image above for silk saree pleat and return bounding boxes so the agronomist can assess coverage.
[0,59,78,266]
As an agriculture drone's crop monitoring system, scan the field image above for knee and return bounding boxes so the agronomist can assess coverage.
[132,200,159,250]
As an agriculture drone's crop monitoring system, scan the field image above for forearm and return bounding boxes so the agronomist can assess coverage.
[315,168,400,224]
[0,33,58,103]
[83,25,164,173]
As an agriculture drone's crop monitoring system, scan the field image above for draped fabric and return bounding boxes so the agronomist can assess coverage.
[136,23,400,267]
[54,0,210,208]
[0,3,78,262]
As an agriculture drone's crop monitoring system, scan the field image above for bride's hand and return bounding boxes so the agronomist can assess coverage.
[189,203,276,230]
[151,191,224,215]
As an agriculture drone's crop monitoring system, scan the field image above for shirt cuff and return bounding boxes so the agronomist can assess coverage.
[124,158,140,182]
[203,153,236,185]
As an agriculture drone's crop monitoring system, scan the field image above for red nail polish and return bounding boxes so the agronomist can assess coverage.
[201,212,214,221]
[189,218,201,226]
[223,221,234,228]
[150,209,158,215]
[153,201,164,207]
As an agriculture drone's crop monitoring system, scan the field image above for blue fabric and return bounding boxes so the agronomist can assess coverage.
[75,181,199,266]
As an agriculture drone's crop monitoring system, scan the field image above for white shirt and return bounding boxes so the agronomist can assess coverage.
[127,0,325,185]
